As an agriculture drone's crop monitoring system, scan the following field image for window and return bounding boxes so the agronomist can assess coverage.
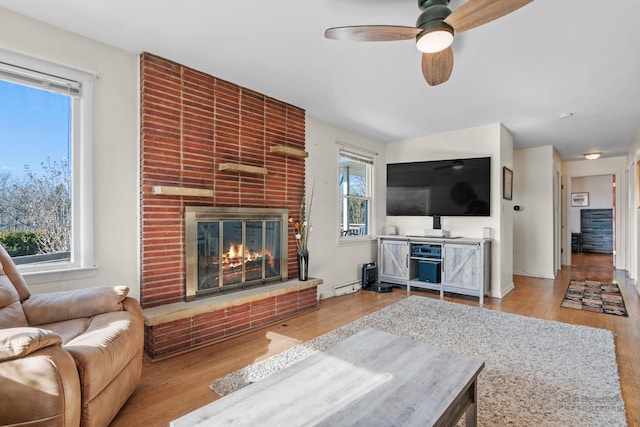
[338,145,374,240]
[0,50,93,272]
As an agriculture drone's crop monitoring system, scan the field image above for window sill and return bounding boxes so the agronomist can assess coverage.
[22,266,98,285]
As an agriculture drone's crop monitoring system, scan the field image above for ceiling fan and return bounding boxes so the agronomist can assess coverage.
[324,0,534,86]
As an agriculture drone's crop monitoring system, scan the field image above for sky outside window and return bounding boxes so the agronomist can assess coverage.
[0,79,71,178]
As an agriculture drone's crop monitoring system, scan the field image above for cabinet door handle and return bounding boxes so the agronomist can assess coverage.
[406,254,409,268]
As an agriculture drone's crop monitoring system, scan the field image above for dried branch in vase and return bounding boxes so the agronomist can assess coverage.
[288,183,315,251]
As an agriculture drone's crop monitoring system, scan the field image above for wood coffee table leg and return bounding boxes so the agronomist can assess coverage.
[465,380,478,427]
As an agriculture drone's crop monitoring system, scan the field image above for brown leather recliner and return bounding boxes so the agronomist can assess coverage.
[0,245,143,427]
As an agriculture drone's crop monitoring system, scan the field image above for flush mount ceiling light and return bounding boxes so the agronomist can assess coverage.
[416,26,454,53]
[583,152,602,160]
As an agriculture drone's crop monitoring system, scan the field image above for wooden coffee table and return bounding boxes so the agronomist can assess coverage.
[171,328,484,427]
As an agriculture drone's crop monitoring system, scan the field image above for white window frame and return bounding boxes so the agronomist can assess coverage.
[338,142,375,243]
[0,49,94,276]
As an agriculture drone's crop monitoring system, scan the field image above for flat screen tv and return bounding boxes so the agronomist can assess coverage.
[387,157,491,217]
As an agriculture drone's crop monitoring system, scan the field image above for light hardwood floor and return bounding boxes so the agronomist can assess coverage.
[112,254,639,426]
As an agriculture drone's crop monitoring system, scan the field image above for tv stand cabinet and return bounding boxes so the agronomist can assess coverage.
[377,236,491,304]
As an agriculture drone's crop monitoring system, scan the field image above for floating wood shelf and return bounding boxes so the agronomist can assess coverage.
[270,145,308,159]
[152,186,214,197]
[219,162,268,175]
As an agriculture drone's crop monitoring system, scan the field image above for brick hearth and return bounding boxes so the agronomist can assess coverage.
[143,279,321,360]
[140,53,314,358]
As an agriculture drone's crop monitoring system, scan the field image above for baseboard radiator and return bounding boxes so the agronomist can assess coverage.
[333,280,359,297]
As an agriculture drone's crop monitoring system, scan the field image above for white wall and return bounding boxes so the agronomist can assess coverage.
[0,8,141,298]
[552,149,561,273]
[499,126,515,295]
[384,123,513,298]
[626,130,640,286]
[306,116,386,298]
[513,146,556,279]
[500,126,515,295]
[563,156,628,270]
[570,175,614,233]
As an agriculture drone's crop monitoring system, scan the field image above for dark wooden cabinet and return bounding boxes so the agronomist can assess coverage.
[580,209,613,254]
[571,233,582,253]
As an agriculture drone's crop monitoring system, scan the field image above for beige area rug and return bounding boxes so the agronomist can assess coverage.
[211,296,627,426]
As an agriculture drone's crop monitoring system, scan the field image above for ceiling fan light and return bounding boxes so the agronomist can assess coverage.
[583,152,602,160]
[416,28,453,53]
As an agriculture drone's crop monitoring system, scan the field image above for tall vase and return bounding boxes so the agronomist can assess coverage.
[297,249,309,281]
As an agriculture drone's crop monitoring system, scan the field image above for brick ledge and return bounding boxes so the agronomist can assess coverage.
[143,278,322,326]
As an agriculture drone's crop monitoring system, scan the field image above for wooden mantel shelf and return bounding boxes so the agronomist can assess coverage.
[219,162,268,175]
[152,186,214,197]
[270,145,309,159]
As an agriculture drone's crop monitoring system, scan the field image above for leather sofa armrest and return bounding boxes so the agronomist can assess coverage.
[0,332,81,427]
[0,327,62,362]
[122,296,144,321]
[22,286,130,326]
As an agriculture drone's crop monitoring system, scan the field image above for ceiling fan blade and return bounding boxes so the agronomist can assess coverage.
[445,0,534,33]
[421,47,454,86]
[325,25,421,42]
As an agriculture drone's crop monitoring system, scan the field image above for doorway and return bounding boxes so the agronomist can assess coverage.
[569,175,615,267]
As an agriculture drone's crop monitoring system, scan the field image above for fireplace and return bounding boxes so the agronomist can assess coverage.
[185,207,289,301]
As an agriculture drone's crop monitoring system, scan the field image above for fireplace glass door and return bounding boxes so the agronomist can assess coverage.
[196,219,282,295]
[186,207,288,300]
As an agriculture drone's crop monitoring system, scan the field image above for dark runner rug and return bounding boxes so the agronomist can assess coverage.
[561,278,628,316]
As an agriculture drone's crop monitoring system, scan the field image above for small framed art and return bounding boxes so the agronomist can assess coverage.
[571,192,589,207]
[502,167,513,200]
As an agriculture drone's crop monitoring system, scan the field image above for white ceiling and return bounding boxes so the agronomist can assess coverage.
[2,0,639,161]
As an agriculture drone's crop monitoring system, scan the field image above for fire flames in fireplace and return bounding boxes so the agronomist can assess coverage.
[223,244,273,269]
[219,244,276,284]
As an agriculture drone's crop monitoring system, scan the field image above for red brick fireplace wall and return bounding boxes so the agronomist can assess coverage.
[140,52,306,308]
[140,53,316,358]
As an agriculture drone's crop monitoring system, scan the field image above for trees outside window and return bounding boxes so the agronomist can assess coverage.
[0,158,71,257]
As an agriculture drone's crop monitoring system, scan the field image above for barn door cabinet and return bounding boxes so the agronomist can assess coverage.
[378,238,410,283]
[377,236,491,303]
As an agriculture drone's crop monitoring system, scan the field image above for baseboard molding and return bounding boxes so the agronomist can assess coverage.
[499,280,515,298]
[513,269,555,280]
[488,280,514,299]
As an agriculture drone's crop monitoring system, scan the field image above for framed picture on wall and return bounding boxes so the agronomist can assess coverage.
[502,167,513,200]
[571,192,589,207]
